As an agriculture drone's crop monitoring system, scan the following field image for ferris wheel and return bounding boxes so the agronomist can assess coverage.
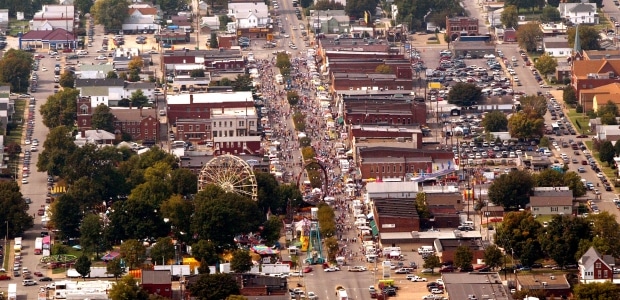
[198,154,258,201]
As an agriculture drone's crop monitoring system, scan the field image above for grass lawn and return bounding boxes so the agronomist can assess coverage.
[7,19,30,36]
[8,99,25,144]
[534,214,554,224]
[567,109,591,135]
[584,141,617,191]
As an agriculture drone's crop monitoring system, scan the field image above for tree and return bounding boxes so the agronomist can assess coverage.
[568,25,600,51]
[533,168,564,187]
[488,170,534,209]
[520,95,548,117]
[563,86,577,106]
[154,0,189,12]
[80,214,103,256]
[375,64,392,74]
[539,215,592,268]
[59,71,75,88]
[563,171,587,197]
[500,5,519,29]
[107,71,119,79]
[75,255,92,280]
[219,15,230,31]
[573,282,620,300]
[0,181,34,238]
[481,111,508,132]
[209,32,218,49]
[508,111,544,139]
[75,0,94,14]
[232,74,253,91]
[287,91,299,106]
[586,212,620,258]
[150,237,176,265]
[106,257,126,280]
[108,199,169,241]
[230,249,253,273]
[324,236,340,261]
[226,296,249,300]
[0,49,33,93]
[191,240,220,265]
[188,273,240,300]
[314,0,345,10]
[601,113,618,125]
[262,216,283,246]
[517,23,543,52]
[119,240,147,269]
[599,141,615,166]
[109,275,149,300]
[534,54,557,75]
[191,69,205,78]
[50,194,84,240]
[130,89,149,107]
[91,104,116,132]
[483,245,503,270]
[37,126,78,176]
[454,245,473,271]
[447,83,482,106]
[422,254,441,273]
[40,88,80,128]
[160,195,194,238]
[415,192,431,218]
[170,168,198,197]
[91,0,130,32]
[495,211,543,261]
[541,5,561,22]
[599,101,619,118]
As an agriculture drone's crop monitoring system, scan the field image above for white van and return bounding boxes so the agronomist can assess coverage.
[417,246,434,254]
[171,141,185,148]
[461,221,474,227]
[22,279,36,286]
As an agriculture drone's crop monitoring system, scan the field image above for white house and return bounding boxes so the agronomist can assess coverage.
[76,64,114,79]
[558,2,598,24]
[75,78,125,106]
[123,82,157,100]
[122,5,160,33]
[578,247,615,283]
[228,2,270,29]
[529,187,573,215]
[201,16,220,30]
[543,37,572,57]
[487,8,503,27]
[29,5,76,31]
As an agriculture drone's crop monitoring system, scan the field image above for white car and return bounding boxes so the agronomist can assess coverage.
[431,288,444,294]
[408,275,428,282]
[307,292,318,300]
[21,178,28,184]
[95,55,107,60]
[324,267,340,272]
[283,34,290,38]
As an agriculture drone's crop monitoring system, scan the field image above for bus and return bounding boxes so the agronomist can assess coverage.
[34,237,43,255]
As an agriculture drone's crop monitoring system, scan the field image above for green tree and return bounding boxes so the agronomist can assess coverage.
[0,49,33,93]
[154,0,189,12]
[107,199,169,241]
[40,88,80,128]
[564,171,587,197]
[188,273,240,300]
[508,111,544,139]
[375,64,392,74]
[422,254,441,273]
[599,101,619,117]
[106,257,126,280]
[539,136,550,148]
[190,69,206,78]
[615,139,620,156]
[276,184,304,211]
[534,54,557,75]
[447,82,482,106]
[262,216,283,246]
[533,168,564,187]
[255,172,279,214]
[517,22,543,52]
[50,194,84,240]
[483,245,503,270]
[37,126,78,176]
[495,211,543,261]
[75,255,92,280]
[0,181,34,238]
[150,237,176,265]
[191,240,220,265]
[488,170,534,209]
[59,71,75,88]
[563,86,577,106]
[109,275,149,300]
[130,89,149,107]
[231,249,253,273]
[107,71,119,79]
[573,282,620,300]
[91,104,116,132]
[500,5,519,28]
[601,113,617,125]
[599,141,615,166]
[314,0,345,10]
[219,15,230,31]
[276,53,291,69]
[75,0,94,14]
[539,215,592,268]
[232,74,253,91]
[160,194,194,238]
[568,25,600,51]
[324,236,340,261]
[415,192,431,218]
[209,32,218,49]
[91,0,130,32]
[541,5,561,22]
[80,214,103,256]
[454,245,473,271]
[287,91,299,106]
[119,240,147,269]
[481,111,508,132]
[586,212,620,258]
[520,95,548,117]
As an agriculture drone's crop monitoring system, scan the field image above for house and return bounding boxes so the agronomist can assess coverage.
[446,16,479,41]
[74,129,116,146]
[75,78,125,106]
[123,5,160,34]
[558,2,598,25]
[529,187,573,215]
[141,270,172,298]
[19,28,77,50]
[201,16,220,31]
[76,64,115,79]
[123,82,157,101]
[0,9,8,32]
[309,10,350,34]
[442,273,511,300]
[578,246,615,282]
[227,2,270,32]
[543,37,572,57]
[30,5,76,31]
[596,125,620,141]
[435,238,485,265]
[516,274,571,298]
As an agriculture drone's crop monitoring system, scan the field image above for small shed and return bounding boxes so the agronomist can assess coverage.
[141,270,172,298]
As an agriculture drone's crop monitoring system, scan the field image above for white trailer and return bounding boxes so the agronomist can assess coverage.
[8,283,17,300]
[262,264,291,274]
[154,265,190,277]
[88,267,115,278]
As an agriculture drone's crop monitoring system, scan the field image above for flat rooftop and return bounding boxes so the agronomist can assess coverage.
[167,91,253,105]
[442,273,511,300]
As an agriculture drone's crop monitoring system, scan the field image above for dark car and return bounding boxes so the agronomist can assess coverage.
[39,277,53,281]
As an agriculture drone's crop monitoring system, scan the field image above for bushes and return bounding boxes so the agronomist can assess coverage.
[293,110,306,132]
[302,146,316,160]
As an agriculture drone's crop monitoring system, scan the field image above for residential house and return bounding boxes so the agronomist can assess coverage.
[75,78,125,106]
[76,64,115,79]
[529,187,573,215]
[558,2,598,24]
[123,82,157,101]
[141,270,172,298]
[200,16,220,31]
[309,10,350,34]
[30,5,76,31]
[540,22,568,36]
[123,5,160,33]
[446,16,479,41]
[74,129,116,146]
[0,86,15,134]
[578,246,614,282]
[543,37,572,57]
[227,2,270,32]
[0,9,8,32]
[596,125,620,141]
[516,274,571,298]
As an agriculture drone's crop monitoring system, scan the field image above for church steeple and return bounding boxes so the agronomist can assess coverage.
[574,24,582,55]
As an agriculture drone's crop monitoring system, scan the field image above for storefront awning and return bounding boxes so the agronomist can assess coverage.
[369,220,379,236]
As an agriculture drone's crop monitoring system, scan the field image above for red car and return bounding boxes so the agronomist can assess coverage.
[34,272,43,277]
[0,274,11,280]
[302,266,313,273]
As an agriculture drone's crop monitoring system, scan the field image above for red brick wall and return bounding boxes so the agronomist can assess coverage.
[332,77,413,91]
[440,248,484,265]
[375,215,420,232]
[167,98,252,125]
[142,283,172,298]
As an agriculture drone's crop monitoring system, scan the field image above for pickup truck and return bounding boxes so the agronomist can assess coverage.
[407,275,428,282]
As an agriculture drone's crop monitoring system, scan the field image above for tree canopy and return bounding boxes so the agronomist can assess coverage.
[91,104,116,132]
[0,181,34,238]
[188,273,241,300]
[109,275,149,300]
[517,23,543,52]
[481,111,508,132]
[500,5,518,28]
[0,49,33,93]
[447,83,482,106]
[40,88,79,128]
[488,170,534,209]
[91,0,130,31]
[534,54,557,75]
[508,111,544,139]
[568,25,600,51]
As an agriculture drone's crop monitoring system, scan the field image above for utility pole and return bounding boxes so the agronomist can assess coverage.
[195,0,200,50]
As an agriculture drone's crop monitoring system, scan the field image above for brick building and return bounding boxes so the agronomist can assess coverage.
[446,16,479,41]
[343,96,426,127]
[162,49,244,74]
[356,147,454,181]
[579,246,615,282]
[436,238,485,264]
[76,97,160,143]
[372,198,420,234]
[571,59,620,97]
[331,73,413,91]
[425,205,460,228]
[328,58,413,80]
[141,270,172,298]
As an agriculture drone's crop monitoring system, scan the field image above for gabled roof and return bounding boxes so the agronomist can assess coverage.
[579,246,614,267]
[572,60,620,78]
[129,7,158,16]
[570,3,596,13]
[111,108,158,122]
[21,28,75,41]
[141,270,171,285]
[580,82,620,95]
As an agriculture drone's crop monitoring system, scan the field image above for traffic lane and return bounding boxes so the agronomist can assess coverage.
[496,44,539,94]
[461,0,488,34]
